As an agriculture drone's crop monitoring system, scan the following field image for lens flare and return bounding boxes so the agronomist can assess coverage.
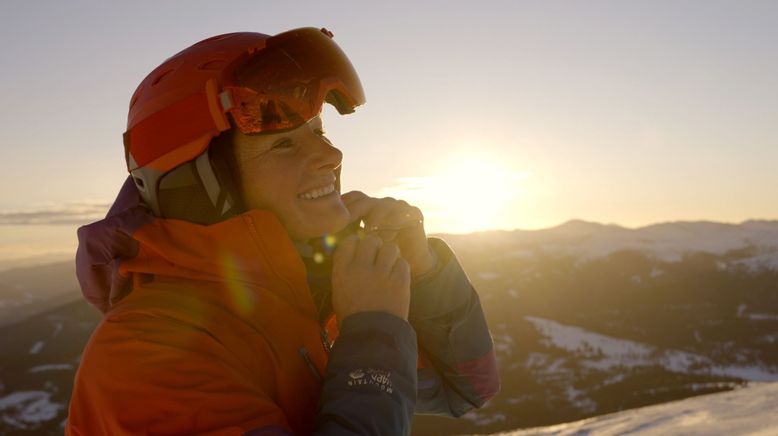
[221,254,257,316]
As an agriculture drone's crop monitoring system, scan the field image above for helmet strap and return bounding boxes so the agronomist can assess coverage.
[155,130,245,224]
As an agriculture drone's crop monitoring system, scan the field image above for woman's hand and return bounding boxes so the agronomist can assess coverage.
[341,191,436,280]
[332,234,411,321]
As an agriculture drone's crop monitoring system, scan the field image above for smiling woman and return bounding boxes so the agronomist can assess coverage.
[67,27,499,436]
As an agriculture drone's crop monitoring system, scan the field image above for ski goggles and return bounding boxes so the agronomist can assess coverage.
[221,27,366,134]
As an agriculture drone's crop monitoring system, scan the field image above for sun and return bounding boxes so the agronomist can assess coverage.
[380,155,530,234]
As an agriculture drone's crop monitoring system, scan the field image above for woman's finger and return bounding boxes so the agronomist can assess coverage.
[390,256,411,284]
[342,193,424,237]
[340,190,369,207]
[342,194,377,224]
[354,234,383,266]
[375,241,401,272]
[333,234,358,268]
[345,196,399,230]
[362,198,404,232]
[382,205,424,230]
[373,229,399,243]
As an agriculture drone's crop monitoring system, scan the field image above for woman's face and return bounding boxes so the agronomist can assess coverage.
[233,116,351,241]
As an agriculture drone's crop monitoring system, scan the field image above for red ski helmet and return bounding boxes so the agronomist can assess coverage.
[124,27,365,223]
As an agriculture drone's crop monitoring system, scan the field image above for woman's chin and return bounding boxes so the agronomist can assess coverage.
[319,212,352,237]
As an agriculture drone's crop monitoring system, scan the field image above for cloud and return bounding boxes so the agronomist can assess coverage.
[0,202,110,225]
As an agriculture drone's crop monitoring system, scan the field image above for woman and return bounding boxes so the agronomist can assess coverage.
[67,27,498,435]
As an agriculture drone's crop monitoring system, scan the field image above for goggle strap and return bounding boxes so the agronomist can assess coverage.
[219,90,235,111]
[205,79,231,132]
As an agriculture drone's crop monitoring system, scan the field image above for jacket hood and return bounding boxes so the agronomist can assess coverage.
[76,176,313,316]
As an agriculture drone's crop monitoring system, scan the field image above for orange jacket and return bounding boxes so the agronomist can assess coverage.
[68,210,342,434]
[67,178,498,435]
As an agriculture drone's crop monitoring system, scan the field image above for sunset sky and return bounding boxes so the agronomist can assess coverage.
[1,1,777,237]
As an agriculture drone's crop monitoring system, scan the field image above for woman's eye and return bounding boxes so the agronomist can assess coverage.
[316,130,332,142]
[272,139,294,149]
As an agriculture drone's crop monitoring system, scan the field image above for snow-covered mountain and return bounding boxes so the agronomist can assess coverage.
[440,219,778,271]
[525,316,777,382]
[413,220,778,435]
[493,382,778,436]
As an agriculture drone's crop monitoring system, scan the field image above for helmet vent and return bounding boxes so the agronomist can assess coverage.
[200,60,227,71]
[151,69,174,86]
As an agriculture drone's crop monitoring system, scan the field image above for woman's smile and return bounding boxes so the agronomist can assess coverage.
[298,182,337,200]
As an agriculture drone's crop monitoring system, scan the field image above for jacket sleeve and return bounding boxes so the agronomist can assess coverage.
[67,310,418,436]
[409,238,500,417]
[67,314,295,436]
[313,312,418,435]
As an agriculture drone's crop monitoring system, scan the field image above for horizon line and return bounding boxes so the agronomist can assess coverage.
[1,201,776,233]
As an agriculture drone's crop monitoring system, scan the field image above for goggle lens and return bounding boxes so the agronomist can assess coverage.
[226,28,365,134]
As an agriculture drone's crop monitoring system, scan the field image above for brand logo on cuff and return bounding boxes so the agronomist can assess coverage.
[347,368,393,394]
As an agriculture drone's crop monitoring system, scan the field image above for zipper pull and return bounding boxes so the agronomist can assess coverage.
[321,329,332,354]
[299,346,323,384]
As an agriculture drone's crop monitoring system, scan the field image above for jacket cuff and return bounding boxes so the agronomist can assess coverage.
[409,238,473,320]
[317,312,418,434]
[332,312,418,372]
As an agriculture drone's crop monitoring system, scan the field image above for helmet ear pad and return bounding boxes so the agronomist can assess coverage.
[156,130,246,225]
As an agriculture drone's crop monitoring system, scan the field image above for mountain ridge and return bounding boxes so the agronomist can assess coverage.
[433,218,778,238]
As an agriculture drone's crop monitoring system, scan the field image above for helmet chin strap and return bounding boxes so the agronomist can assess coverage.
[148,142,243,225]
[195,151,236,217]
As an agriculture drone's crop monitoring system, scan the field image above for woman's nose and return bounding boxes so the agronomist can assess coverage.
[309,137,343,172]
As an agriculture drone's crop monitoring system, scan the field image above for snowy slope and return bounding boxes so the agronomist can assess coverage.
[526,316,778,382]
[492,382,778,436]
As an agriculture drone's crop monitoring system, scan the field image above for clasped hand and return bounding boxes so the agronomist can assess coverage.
[331,191,435,322]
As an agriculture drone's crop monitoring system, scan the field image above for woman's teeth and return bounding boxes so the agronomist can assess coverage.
[299,184,336,200]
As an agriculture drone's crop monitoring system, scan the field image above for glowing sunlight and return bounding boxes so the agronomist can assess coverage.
[380,155,531,234]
